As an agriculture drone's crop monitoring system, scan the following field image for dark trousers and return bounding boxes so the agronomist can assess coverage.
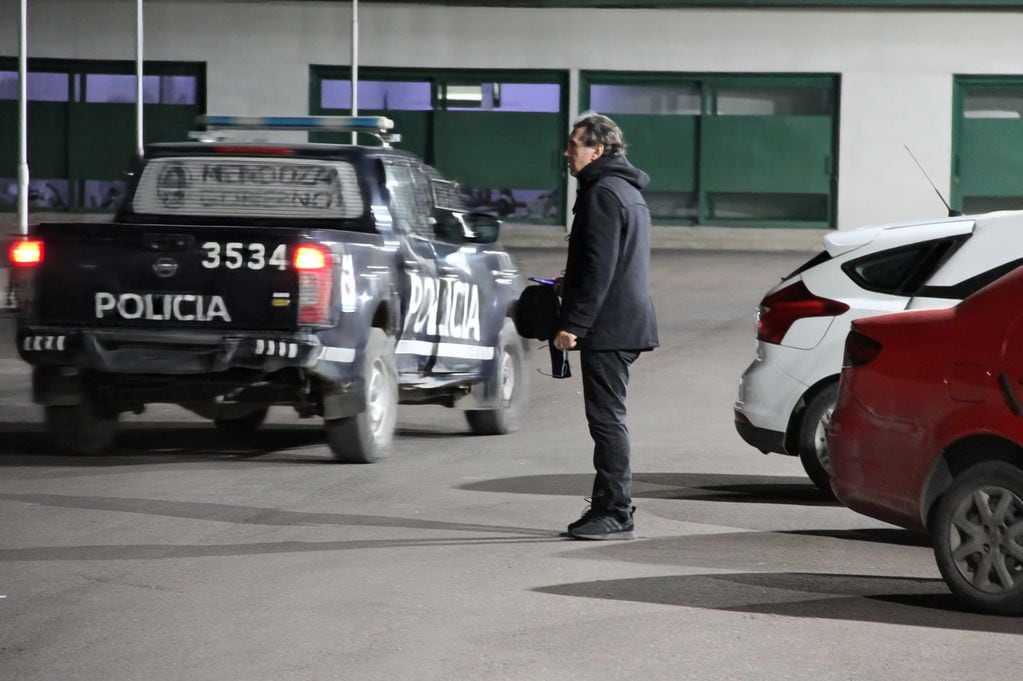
[580,349,640,521]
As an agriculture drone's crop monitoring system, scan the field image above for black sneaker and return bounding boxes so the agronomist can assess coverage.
[568,513,636,540]
[566,498,599,534]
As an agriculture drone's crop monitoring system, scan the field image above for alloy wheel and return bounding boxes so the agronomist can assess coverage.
[948,485,1023,594]
[366,357,392,443]
[814,404,834,474]
[499,349,516,405]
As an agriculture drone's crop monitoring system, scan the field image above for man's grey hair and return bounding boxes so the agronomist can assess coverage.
[572,111,627,157]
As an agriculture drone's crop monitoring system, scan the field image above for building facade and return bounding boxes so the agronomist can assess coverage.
[3,0,1023,232]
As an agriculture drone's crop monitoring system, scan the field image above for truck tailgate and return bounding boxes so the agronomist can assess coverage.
[29,223,311,331]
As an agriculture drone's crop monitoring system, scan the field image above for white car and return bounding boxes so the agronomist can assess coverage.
[735,209,1023,492]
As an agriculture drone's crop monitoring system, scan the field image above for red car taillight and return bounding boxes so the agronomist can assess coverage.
[293,244,333,324]
[9,238,43,267]
[843,330,882,368]
[756,280,849,344]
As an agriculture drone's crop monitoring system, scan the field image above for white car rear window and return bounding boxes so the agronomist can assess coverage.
[132,156,365,219]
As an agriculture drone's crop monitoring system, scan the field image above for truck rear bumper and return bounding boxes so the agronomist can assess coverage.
[18,328,329,374]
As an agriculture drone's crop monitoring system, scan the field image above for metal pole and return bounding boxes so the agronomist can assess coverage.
[350,0,358,145]
[135,0,144,158]
[17,0,29,235]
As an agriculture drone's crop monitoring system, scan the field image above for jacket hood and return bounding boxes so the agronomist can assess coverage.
[576,155,650,191]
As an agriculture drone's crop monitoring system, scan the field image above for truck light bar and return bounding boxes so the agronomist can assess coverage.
[196,115,401,146]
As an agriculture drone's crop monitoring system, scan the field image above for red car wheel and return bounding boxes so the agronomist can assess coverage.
[932,461,1023,615]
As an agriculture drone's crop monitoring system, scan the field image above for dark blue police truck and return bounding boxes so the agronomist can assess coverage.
[8,116,528,462]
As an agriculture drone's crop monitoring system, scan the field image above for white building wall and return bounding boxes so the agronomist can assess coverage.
[4,0,1023,229]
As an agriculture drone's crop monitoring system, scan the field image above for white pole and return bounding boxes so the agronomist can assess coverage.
[17,0,29,235]
[350,0,358,145]
[135,0,144,158]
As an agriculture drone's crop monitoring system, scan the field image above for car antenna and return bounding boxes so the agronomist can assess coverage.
[904,145,963,217]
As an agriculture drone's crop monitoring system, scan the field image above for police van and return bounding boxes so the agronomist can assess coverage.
[7,116,528,461]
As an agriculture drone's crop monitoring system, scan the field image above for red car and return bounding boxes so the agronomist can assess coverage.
[829,264,1023,615]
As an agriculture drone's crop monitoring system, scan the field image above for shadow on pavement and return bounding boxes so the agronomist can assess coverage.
[786,528,932,548]
[0,492,559,561]
[553,530,935,577]
[0,533,563,563]
[0,419,476,466]
[459,471,838,506]
[535,572,1023,633]
[0,422,334,465]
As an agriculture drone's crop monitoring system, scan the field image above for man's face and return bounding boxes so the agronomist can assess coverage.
[564,127,604,177]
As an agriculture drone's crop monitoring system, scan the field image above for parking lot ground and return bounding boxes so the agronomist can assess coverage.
[1,248,1021,681]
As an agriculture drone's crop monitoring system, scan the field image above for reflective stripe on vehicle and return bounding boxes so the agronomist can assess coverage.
[319,346,357,363]
[396,339,494,360]
[255,339,299,358]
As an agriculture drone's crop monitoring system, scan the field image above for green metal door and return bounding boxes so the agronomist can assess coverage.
[0,100,70,209]
[581,76,701,221]
[701,78,835,227]
[311,68,568,224]
[1,61,203,212]
[0,69,72,210]
[952,77,1023,213]
[581,73,838,228]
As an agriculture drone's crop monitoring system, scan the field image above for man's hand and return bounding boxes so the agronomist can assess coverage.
[553,330,577,351]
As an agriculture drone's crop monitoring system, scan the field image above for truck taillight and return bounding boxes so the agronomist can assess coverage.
[9,239,43,267]
[756,280,849,344]
[294,244,332,324]
[294,245,328,271]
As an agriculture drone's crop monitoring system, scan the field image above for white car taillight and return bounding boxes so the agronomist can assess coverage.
[756,280,850,345]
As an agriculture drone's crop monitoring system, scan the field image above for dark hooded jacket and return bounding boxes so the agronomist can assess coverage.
[559,155,659,351]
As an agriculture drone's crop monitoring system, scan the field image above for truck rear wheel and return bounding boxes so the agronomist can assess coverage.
[466,319,528,435]
[325,329,397,463]
[44,402,118,455]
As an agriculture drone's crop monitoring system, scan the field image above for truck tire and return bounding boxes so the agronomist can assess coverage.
[325,329,397,463]
[466,319,528,435]
[44,402,118,456]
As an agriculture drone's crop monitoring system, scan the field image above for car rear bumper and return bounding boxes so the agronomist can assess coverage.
[733,409,786,454]
[828,394,926,531]
[734,352,812,453]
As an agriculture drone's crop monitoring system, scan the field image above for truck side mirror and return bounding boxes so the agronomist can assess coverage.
[433,212,501,244]
[462,212,501,244]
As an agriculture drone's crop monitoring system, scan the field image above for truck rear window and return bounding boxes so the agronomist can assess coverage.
[131,156,365,220]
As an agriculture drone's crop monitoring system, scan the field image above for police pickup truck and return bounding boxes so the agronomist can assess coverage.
[7,116,528,462]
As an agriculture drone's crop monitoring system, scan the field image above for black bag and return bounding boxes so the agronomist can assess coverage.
[514,284,571,378]
[514,284,560,341]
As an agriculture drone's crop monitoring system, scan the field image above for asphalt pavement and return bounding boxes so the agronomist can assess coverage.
[1,247,1020,681]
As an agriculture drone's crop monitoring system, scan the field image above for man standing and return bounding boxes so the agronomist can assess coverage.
[555,112,659,541]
